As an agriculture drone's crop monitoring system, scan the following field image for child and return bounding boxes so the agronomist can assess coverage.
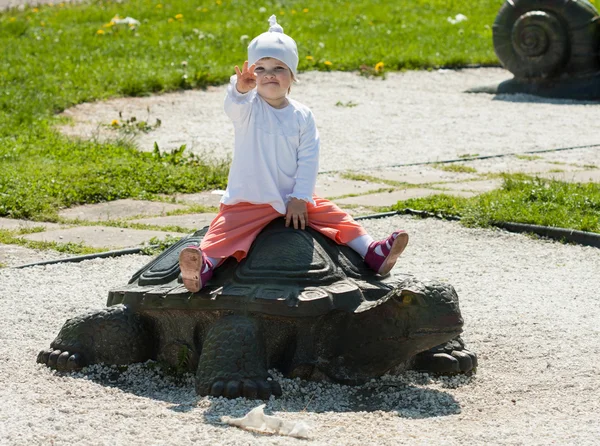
[179,15,408,292]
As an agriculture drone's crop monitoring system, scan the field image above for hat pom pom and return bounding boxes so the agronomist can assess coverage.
[268,14,284,33]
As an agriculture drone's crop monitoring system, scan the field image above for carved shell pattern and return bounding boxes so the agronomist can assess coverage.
[493,0,600,79]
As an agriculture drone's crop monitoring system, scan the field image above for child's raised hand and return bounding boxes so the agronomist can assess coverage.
[285,198,308,230]
[234,61,256,94]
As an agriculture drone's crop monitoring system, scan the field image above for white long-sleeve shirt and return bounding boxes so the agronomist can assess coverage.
[221,75,320,214]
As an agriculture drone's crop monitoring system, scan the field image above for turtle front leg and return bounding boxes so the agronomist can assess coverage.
[37,304,155,371]
[412,336,478,375]
[196,315,281,400]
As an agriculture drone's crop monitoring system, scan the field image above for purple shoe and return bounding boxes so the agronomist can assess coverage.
[178,246,213,292]
[364,231,409,275]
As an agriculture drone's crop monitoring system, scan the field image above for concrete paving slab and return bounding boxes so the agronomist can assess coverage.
[173,192,223,208]
[315,174,389,198]
[535,169,600,183]
[58,199,188,222]
[21,226,188,249]
[367,166,480,185]
[431,179,503,193]
[0,218,61,232]
[130,213,217,231]
[0,244,69,267]
[336,188,479,207]
[462,156,586,175]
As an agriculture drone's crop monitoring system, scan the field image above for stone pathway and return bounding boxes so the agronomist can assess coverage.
[1,153,598,267]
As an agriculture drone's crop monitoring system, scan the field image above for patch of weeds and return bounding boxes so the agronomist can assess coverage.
[548,169,564,173]
[515,154,542,161]
[335,100,359,108]
[359,61,386,79]
[0,229,103,255]
[0,262,7,268]
[165,204,219,216]
[458,153,480,159]
[141,233,183,255]
[109,111,162,135]
[433,163,477,174]
[583,164,597,169]
[14,226,47,235]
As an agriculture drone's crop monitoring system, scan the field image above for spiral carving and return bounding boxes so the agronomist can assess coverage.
[493,0,600,80]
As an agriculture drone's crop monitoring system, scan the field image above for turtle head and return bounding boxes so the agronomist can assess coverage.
[315,278,464,384]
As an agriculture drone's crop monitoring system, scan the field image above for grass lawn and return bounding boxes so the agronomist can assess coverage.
[390,175,600,234]
[0,0,503,220]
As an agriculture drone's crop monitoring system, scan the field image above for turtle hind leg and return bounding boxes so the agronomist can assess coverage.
[196,315,281,400]
[37,304,155,372]
[412,336,478,375]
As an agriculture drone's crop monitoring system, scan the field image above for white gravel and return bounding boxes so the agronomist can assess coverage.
[2,215,600,445]
[59,68,600,172]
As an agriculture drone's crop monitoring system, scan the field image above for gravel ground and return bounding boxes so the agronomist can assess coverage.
[59,68,600,171]
[2,215,599,445]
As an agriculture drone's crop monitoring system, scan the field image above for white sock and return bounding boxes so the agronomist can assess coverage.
[206,256,219,269]
[346,234,374,258]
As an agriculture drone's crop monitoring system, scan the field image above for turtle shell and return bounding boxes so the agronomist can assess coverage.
[107,219,407,317]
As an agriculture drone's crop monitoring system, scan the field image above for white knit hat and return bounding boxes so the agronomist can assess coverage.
[248,15,298,77]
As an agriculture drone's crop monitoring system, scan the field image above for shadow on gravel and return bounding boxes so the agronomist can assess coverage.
[59,362,465,420]
[491,94,599,105]
[49,360,467,426]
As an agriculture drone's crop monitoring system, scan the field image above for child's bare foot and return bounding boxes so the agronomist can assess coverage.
[179,246,213,292]
[364,231,409,275]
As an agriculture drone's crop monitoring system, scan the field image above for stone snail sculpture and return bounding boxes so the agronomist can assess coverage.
[470,0,600,99]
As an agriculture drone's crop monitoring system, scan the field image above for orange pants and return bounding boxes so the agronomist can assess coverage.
[200,196,367,262]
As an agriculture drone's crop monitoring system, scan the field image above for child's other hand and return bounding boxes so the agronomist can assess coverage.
[285,198,308,230]
[234,61,256,93]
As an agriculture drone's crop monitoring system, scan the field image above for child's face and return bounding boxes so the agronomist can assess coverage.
[254,58,292,101]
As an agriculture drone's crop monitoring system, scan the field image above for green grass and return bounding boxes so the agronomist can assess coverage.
[515,154,543,161]
[390,175,600,233]
[433,163,478,174]
[0,229,104,255]
[0,0,503,221]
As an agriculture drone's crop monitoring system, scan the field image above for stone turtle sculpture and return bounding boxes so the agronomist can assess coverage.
[37,219,477,399]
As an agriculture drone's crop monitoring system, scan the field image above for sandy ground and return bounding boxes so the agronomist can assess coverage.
[2,68,600,444]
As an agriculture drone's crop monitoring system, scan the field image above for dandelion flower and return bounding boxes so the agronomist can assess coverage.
[175,13,184,20]
[279,10,285,15]
[156,4,162,8]
[375,61,384,72]
[9,17,16,22]
[168,18,174,23]
[216,0,222,5]
[203,7,208,12]
[306,55,313,60]
[324,60,332,66]
[110,119,119,126]
[292,9,297,14]
[32,7,39,13]
[40,21,45,26]
[96,29,105,35]
[303,8,309,13]
[103,22,114,27]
